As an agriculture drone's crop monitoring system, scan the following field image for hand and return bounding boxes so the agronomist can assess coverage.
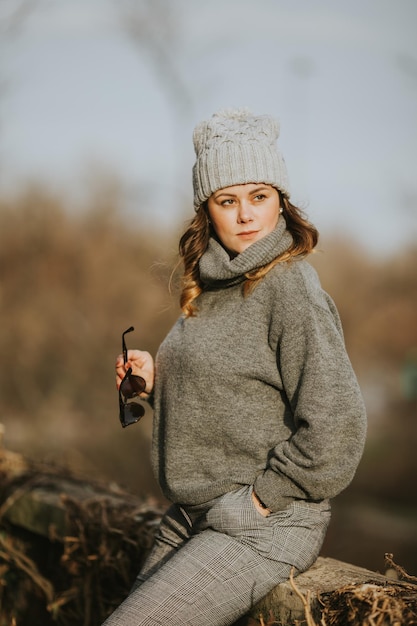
[251,489,272,518]
[116,349,155,396]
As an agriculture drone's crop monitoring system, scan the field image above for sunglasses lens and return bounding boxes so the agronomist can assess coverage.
[120,372,146,400]
[119,369,146,427]
[120,400,145,428]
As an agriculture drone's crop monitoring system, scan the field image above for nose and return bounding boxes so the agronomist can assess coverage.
[237,200,254,223]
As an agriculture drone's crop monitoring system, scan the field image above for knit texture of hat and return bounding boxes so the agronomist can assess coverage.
[192,108,290,209]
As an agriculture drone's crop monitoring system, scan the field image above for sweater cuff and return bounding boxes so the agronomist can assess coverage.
[141,389,155,408]
[254,472,296,513]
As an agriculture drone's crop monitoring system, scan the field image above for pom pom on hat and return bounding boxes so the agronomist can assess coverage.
[192,109,290,209]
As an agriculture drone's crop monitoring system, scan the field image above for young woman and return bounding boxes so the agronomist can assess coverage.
[106,109,367,626]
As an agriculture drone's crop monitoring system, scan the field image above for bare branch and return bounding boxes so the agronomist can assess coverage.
[118,0,192,120]
[0,0,39,39]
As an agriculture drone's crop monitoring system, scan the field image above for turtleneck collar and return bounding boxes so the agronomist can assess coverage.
[199,217,293,286]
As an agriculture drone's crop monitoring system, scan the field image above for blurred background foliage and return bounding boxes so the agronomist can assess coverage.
[0,180,416,574]
[0,179,180,497]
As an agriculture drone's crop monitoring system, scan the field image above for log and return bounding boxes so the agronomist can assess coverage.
[247,556,391,624]
[1,446,415,625]
[2,476,127,538]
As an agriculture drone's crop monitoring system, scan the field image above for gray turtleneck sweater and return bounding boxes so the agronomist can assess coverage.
[151,219,367,512]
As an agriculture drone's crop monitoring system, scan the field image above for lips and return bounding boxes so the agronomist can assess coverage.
[237,230,259,237]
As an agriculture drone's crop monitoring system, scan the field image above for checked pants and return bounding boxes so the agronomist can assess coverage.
[102,485,331,626]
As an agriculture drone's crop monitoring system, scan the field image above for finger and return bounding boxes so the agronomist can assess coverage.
[115,354,125,368]
[126,349,146,366]
[115,362,127,376]
[125,353,148,373]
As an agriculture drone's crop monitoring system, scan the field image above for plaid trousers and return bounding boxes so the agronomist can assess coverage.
[102,485,331,626]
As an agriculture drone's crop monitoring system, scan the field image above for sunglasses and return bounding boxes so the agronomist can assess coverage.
[119,326,146,428]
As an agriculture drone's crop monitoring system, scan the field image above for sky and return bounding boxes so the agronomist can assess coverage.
[1,0,417,255]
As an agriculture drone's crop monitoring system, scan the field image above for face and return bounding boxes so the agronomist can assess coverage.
[207,183,281,256]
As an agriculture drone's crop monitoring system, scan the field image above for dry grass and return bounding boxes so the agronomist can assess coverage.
[283,557,417,626]
[0,448,164,626]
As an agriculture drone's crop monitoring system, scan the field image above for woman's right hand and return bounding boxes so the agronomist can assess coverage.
[115,350,155,396]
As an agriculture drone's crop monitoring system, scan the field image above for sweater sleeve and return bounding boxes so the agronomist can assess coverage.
[254,265,367,512]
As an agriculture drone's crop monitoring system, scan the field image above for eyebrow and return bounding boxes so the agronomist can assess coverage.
[214,186,271,200]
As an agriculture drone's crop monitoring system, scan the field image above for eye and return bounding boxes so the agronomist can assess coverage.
[254,194,266,201]
[221,198,235,206]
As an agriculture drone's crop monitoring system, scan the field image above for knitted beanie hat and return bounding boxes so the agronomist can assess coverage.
[192,108,290,209]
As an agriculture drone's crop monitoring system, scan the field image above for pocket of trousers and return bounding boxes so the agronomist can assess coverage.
[205,485,292,558]
[268,499,332,570]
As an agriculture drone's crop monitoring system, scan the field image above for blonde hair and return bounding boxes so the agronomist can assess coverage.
[178,192,318,318]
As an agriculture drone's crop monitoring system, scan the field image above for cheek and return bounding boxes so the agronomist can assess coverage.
[267,208,280,230]
[210,214,232,237]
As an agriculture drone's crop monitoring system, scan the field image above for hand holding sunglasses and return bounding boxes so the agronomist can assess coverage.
[119,326,147,428]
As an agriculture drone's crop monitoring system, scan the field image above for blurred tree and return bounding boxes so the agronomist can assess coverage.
[0,0,40,183]
[0,181,180,495]
[120,0,192,122]
[118,0,194,212]
[0,0,38,37]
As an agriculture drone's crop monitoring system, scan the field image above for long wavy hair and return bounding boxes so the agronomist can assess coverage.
[178,190,318,318]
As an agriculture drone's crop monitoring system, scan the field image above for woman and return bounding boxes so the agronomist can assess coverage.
[106,109,367,625]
